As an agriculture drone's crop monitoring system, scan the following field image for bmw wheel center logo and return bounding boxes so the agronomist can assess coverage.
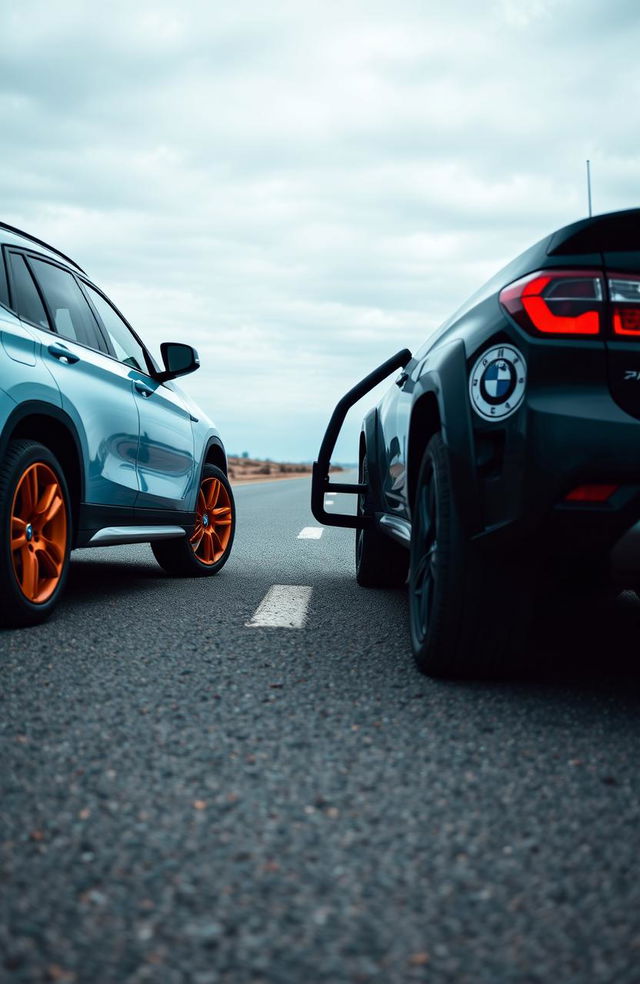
[469,345,527,421]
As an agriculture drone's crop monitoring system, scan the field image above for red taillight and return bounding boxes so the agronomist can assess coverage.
[609,274,640,336]
[564,483,619,503]
[499,270,604,336]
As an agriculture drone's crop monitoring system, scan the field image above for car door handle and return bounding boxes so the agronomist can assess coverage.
[395,371,409,387]
[134,380,154,398]
[48,343,80,364]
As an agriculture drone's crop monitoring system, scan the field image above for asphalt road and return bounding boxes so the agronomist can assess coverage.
[2,476,640,983]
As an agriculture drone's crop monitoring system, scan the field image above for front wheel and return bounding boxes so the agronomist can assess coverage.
[409,433,530,678]
[152,464,235,576]
[0,439,72,627]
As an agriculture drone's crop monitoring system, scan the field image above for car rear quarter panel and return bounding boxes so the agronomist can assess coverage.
[0,383,17,436]
[0,307,62,410]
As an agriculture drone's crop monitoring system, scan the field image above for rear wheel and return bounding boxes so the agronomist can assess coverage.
[152,464,235,576]
[0,439,71,627]
[355,450,408,588]
[409,433,531,678]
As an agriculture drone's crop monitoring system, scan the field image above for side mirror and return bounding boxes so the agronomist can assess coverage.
[157,342,200,381]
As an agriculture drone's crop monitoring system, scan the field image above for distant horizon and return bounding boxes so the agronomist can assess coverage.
[227,452,357,468]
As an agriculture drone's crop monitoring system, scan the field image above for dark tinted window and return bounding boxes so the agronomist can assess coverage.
[7,253,49,328]
[28,257,104,349]
[0,251,9,308]
[84,283,148,373]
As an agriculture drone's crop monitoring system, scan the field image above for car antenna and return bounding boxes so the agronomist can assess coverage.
[586,159,593,217]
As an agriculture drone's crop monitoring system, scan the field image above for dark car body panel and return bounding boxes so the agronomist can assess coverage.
[312,208,640,580]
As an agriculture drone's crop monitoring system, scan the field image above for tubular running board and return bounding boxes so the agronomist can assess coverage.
[87,526,186,546]
[377,514,411,546]
[311,348,412,529]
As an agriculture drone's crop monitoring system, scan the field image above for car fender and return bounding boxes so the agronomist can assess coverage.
[202,433,227,471]
[0,399,86,505]
[409,338,482,536]
[186,421,227,506]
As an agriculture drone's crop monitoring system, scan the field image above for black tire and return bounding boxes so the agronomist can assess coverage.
[355,450,409,588]
[409,433,531,678]
[0,439,72,628]
[152,464,235,576]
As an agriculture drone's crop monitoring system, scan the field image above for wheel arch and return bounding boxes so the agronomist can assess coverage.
[203,437,227,474]
[407,391,441,513]
[1,402,84,543]
[407,340,482,534]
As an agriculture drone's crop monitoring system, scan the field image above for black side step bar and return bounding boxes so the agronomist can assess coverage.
[311,348,413,529]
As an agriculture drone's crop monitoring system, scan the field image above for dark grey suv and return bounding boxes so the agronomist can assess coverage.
[313,208,640,677]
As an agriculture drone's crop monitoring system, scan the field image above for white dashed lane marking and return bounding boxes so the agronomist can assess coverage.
[297,527,323,539]
[245,585,313,628]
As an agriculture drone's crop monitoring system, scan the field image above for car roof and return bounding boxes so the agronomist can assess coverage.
[547,207,640,255]
[0,222,86,274]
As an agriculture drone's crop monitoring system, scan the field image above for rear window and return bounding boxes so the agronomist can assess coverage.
[0,251,9,308]
[7,253,49,328]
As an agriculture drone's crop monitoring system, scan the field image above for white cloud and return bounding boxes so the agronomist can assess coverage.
[0,0,639,460]
[498,0,557,28]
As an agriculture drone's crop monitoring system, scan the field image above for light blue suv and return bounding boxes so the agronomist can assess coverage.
[0,223,235,626]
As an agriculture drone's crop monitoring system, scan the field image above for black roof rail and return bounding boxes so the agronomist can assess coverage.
[0,221,86,274]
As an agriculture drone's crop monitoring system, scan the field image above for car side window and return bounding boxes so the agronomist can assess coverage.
[7,253,49,329]
[83,283,149,374]
[27,256,105,350]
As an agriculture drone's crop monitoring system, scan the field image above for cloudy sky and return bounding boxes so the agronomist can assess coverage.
[1,0,638,461]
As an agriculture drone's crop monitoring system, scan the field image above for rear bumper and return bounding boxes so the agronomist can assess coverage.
[474,384,640,564]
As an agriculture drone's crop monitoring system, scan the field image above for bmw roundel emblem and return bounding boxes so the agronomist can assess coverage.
[469,345,527,421]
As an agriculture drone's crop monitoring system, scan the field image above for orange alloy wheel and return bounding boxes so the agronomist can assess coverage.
[189,477,233,565]
[11,462,68,604]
